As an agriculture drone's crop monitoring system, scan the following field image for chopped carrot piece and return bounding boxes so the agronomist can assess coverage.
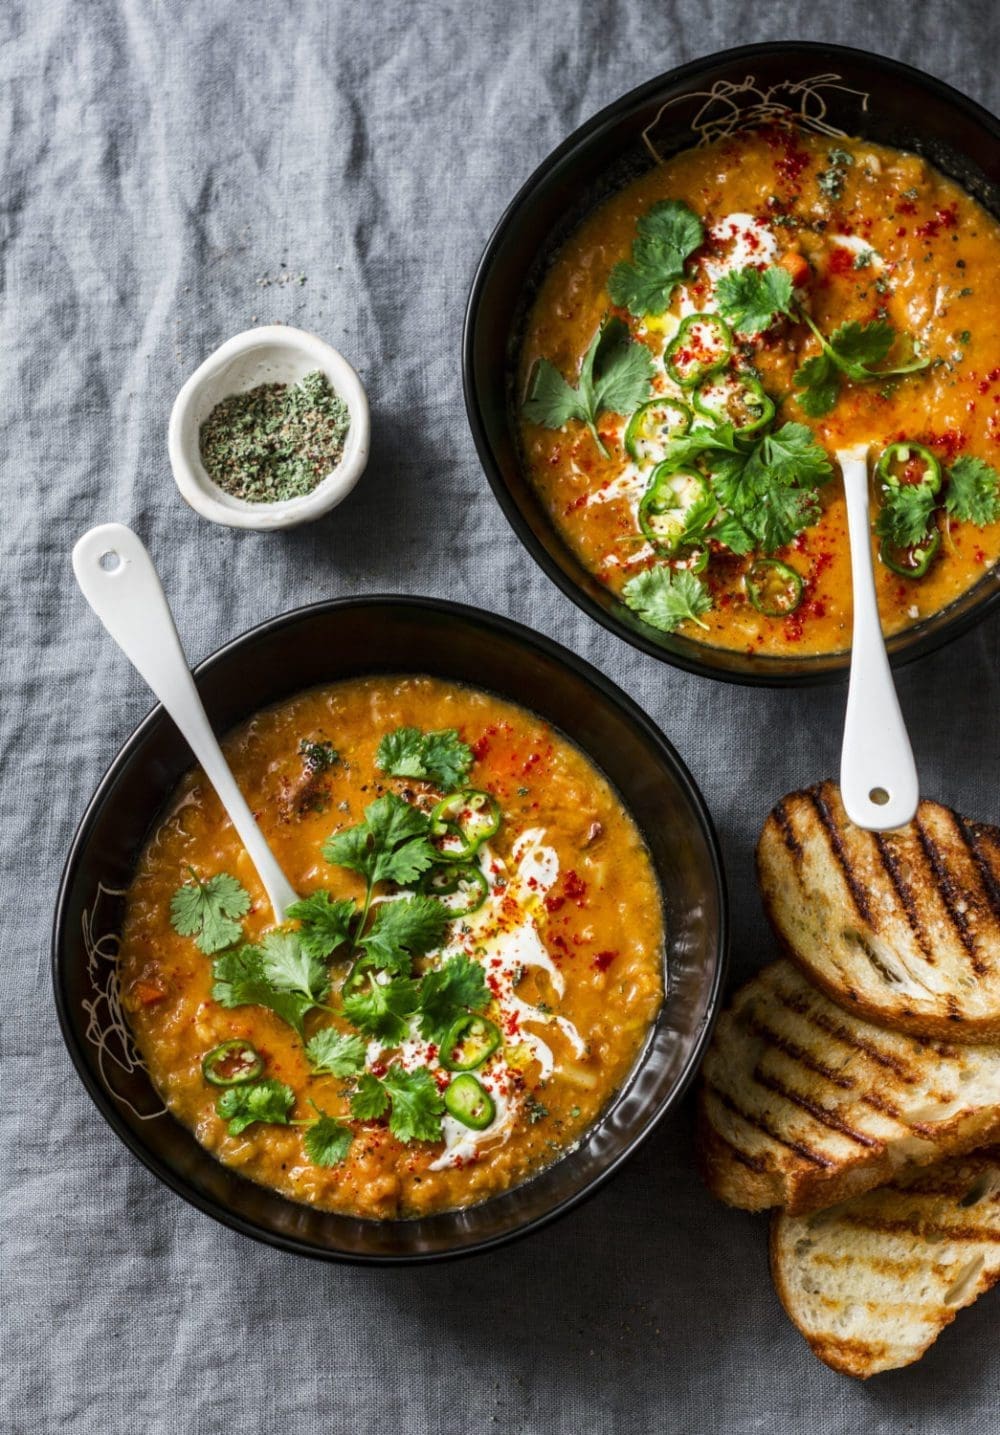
[778,251,811,288]
[133,979,167,1005]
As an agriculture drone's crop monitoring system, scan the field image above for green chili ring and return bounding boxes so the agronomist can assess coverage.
[202,1040,264,1087]
[745,558,804,617]
[692,371,775,436]
[876,441,942,494]
[879,529,941,578]
[444,1074,496,1130]
[664,313,733,388]
[430,789,501,861]
[439,1014,502,1072]
[637,467,713,556]
[419,861,489,916]
[624,397,692,465]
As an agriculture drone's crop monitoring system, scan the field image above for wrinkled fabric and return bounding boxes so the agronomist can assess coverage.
[3,1,1000,1431]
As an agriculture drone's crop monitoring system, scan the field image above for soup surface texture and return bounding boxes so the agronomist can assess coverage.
[518,127,1000,656]
[119,677,664,1219]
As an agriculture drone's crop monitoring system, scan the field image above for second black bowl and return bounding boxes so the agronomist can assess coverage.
[53,597,726,1262]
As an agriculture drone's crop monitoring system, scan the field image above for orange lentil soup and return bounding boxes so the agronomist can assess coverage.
[118,677,664,1219]
[518,126,1000,655]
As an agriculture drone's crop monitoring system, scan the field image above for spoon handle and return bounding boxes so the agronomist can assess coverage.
[72,523,298,922]
[838,448,919,831]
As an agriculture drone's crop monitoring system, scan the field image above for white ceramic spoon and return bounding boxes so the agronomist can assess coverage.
[72,522,298,922]
[838,445,919,831]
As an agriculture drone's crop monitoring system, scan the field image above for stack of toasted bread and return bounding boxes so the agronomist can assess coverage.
[698,780,1000,1378]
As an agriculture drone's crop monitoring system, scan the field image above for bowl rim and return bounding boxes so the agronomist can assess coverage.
[167,324,371,532]
[462,40,1000,688]
[52,594,729,1264]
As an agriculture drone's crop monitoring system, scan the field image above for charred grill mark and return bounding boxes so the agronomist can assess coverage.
[706,1084,833,1167]
[874,833,934,959]
[810,786,873,925]
[772,800,803,863]
[774,985,915,1080]
[915,815,986,975]
[957,814,1000,929]
[745,1014,855,1089]
[841,1213,1000,1243]
[755,1070,879,1148]
[860,1089,902,1120]
[710,1127,767,1173]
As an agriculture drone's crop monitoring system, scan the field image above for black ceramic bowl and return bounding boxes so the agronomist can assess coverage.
[53,598,726,1263]
[464,42,1000,686]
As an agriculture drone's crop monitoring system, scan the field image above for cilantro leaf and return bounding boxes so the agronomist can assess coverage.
[342,975,420,1043]
[211,934,328,1037]
[523,318,654,458]
[305,1027,368,1077]
[379,1065,445,1143]
[376,726,473,790]
[351,1073,390,1121]
[216,1078,294,1135]
[607,200,704,317]
[169,871,250,954]
[793,353,841,416]
[621,566,712,634]
[714,423,832,552]
[945,456,1000,526]
[302,1112,354,1167]
[323,793,438,889]
[286,891,356,959]
[875,482,937,547]
[361,895,449,975]
[753,422,833,489]
[715,265,794,335]
[657,422,740,472]
[708,510,756,555]
[416,953,492,1042]
[795,315,929,414]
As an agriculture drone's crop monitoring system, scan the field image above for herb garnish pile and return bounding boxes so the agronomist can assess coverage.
[168,725,506,1167]
[199,369,350,504]
[522,186,1000,634]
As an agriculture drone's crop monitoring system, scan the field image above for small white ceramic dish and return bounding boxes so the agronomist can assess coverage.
[168,325,370,530]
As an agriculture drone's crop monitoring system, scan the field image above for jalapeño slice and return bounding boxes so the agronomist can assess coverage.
[664,314,732,387]
[202,1040,264,1088]
[624,397,692,466]
[430,789,501,862]
[444,1074,496,1130]
[638,466,714,556]
[419,861,489,916]
[439,1014,502,1072]
[745,558,804,617]
[693,371,774,436]
[876,441,942,494]
[879,528,941,578]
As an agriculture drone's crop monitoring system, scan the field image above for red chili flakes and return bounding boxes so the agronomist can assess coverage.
[471,735,490,760]
[977,368,1000,397]
[896,227,908,238]
[896,199,917,216]
[592,950,618,972]
[826,247,855,277]
[915,204,959,239]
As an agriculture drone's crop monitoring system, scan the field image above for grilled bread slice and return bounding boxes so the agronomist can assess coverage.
[698,959,1000,1214]
[771,1148,1000,1377]
[757,780,1000,1041]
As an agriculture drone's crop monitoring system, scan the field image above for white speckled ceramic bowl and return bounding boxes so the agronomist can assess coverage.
[168,325,370,531]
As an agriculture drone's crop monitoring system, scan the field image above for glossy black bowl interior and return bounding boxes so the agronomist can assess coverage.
[53,598,727,1263]
[464,42,1000,686]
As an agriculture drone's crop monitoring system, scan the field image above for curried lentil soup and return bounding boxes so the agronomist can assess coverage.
[518,126,1000,656]
[118,676,663,1219]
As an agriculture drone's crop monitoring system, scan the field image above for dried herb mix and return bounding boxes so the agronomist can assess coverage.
[199,370,350,503]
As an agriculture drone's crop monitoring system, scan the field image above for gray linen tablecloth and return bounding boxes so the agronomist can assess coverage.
[4,1,1000,1430]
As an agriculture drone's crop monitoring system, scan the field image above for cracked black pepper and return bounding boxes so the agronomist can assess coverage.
[199,369,350,503]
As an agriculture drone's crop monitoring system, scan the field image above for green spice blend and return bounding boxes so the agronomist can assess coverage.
[199,369,351,503]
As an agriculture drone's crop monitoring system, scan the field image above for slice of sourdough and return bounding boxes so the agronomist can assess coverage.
[757,780,1000,1041]
[771,1148,1000,1377]
[697,959,1000,1214]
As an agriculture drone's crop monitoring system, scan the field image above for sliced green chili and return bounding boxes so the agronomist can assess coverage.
[745,558,804,617]
[430,789,501,861]
[419,861,489,915]
[664,313,732,387]
[638,467,713,556]
[444,1074,496,1130]
[876,441,942,494]
[439,1014,502,1072]
[879,529,941,578]
[693,371,774,436]
[624,397,691,465]
[202,1040,264,1088]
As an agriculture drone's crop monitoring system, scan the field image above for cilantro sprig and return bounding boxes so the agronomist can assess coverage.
[304,1028,368,1077]
[606,199,704,318]
[170,869,250,954]
[212,931,330,1036]
[945,456,1000,527]
[376,726,472,790]
[523,317,654,458]
[285,891,355,959]
[323,792,438,890]
[622,567,712,634]
[350,1065,445,1143]
[216,1078,295,1135]
[875,482,937,548]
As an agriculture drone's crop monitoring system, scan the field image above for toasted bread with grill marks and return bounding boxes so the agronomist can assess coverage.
[697,959,1000,1215]
[771,1147,1000,1377]
[757,780,1000,1041]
